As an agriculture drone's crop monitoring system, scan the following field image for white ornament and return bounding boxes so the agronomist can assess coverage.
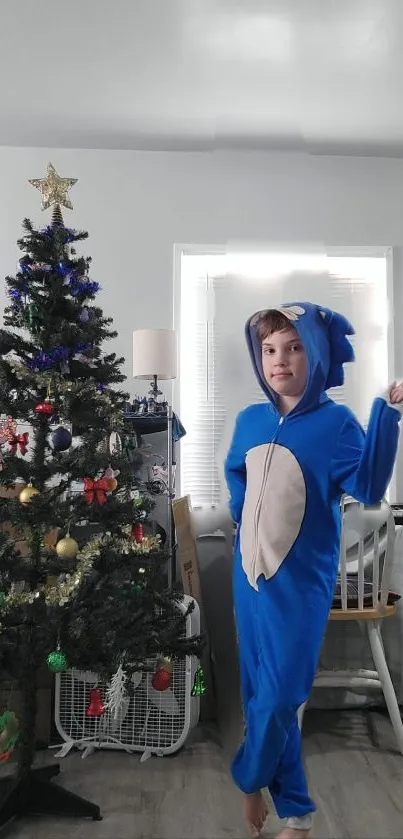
[109,695,130,733]
[105,663,128,721]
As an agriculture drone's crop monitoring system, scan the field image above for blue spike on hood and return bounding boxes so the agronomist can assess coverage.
[245,302,355,415]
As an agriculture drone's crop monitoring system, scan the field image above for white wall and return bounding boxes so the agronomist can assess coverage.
[1,146,403,494]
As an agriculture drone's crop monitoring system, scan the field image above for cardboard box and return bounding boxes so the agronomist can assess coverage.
[173,496,203,605]
[173,497,246,755]
[172,496,217,721]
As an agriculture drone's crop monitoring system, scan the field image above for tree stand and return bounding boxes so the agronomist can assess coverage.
[0,764,102,834]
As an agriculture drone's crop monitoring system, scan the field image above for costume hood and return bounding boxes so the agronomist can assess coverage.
[245,302,355,415]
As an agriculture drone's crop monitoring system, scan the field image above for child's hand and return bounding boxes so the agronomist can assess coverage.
[389,381,403,405]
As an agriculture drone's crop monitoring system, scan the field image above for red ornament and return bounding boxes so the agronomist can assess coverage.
[35,400,54,415]
[85,688,106,717]
[131,523,144,543]
[151,668,172,692]
[84,477,109,505]
[8,432,29,456]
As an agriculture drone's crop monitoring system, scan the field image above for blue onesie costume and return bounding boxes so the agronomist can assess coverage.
[225,302,401,820]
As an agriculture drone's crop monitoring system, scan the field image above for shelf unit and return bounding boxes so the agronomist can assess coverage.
[123,407,175,587]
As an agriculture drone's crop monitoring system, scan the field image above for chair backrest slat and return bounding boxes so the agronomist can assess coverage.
[372,530,380,608]
[340,497,348,611]
[338,497,395,612]
[357,518,365,611]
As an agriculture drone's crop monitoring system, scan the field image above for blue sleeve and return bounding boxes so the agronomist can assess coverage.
[330,398,401,505]
[224,413,246,524]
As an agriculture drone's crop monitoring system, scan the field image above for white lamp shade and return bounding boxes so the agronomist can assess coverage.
[132,329,178,380]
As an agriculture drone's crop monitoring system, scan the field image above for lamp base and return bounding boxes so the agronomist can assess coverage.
[148,375,162,401]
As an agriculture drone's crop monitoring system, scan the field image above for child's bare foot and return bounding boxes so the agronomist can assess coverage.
[242,791,268,836]
[275,828,311,839]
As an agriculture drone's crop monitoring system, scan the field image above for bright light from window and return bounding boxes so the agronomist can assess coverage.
[178,250,391,506]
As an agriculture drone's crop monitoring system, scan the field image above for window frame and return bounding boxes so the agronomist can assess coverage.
[173,243,396,504]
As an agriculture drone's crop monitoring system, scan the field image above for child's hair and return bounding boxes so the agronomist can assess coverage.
[256,310,295,343]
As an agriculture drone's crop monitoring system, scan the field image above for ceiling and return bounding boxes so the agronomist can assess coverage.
[1,0,403,156]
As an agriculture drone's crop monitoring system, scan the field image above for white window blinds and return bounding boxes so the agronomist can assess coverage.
[178,251,391,508]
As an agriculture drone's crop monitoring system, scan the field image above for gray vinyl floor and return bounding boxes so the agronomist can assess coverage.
[6,710,403,839]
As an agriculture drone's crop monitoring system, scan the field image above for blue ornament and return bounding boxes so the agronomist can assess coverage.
[69,275,100,297]
[51,426,72,452]
[8,289,21,301]
[28,341,92,371]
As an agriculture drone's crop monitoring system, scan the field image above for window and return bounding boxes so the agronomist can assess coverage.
[176,248,393,508]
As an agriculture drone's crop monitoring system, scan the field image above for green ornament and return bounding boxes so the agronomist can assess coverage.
[0,710,19,759]
[0,593,5,608]
[47,649,68,673]
[191,665,207,697]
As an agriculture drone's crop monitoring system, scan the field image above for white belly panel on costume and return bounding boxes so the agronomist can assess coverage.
[240,443,306,589]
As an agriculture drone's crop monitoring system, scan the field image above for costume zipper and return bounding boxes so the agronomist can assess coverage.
[251,415,284,582]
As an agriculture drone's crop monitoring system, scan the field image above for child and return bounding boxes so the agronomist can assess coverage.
[224,302,403,839]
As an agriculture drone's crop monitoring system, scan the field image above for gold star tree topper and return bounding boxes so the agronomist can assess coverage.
[29,162,77,211]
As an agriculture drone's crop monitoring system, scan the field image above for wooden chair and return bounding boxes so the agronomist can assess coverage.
[298,498,403,753]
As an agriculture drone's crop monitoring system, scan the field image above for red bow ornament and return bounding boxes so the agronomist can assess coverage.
[9,432,29,456]
[84,477,109,506]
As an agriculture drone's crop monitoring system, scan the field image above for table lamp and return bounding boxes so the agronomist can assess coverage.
[132,328,178,401]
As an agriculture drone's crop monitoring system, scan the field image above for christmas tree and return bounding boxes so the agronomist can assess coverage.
[0,164,202,828]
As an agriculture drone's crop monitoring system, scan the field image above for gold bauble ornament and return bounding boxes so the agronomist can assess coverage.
[29,162,77,211]
[19,484,40,504]
[161,656,173,675]
[107,478,118,492]
[56,536,79,560]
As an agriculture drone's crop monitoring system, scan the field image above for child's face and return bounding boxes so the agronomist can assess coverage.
[261,326,308,401]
